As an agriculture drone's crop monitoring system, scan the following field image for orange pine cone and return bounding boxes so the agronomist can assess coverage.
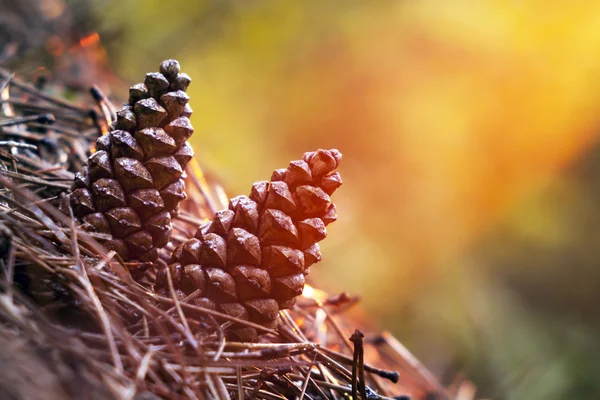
[161,149,342,341]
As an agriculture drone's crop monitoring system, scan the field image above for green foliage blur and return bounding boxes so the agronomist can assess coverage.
[9,0,600,398]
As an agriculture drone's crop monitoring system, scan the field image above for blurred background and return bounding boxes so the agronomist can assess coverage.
[3,1,600,398]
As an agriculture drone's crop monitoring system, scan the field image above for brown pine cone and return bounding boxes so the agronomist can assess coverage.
[160,149,342,341]
[68,60,195,262]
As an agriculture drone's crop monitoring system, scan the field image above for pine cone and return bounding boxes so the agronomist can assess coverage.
[68,60,195,262]
[160,149,342,341]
